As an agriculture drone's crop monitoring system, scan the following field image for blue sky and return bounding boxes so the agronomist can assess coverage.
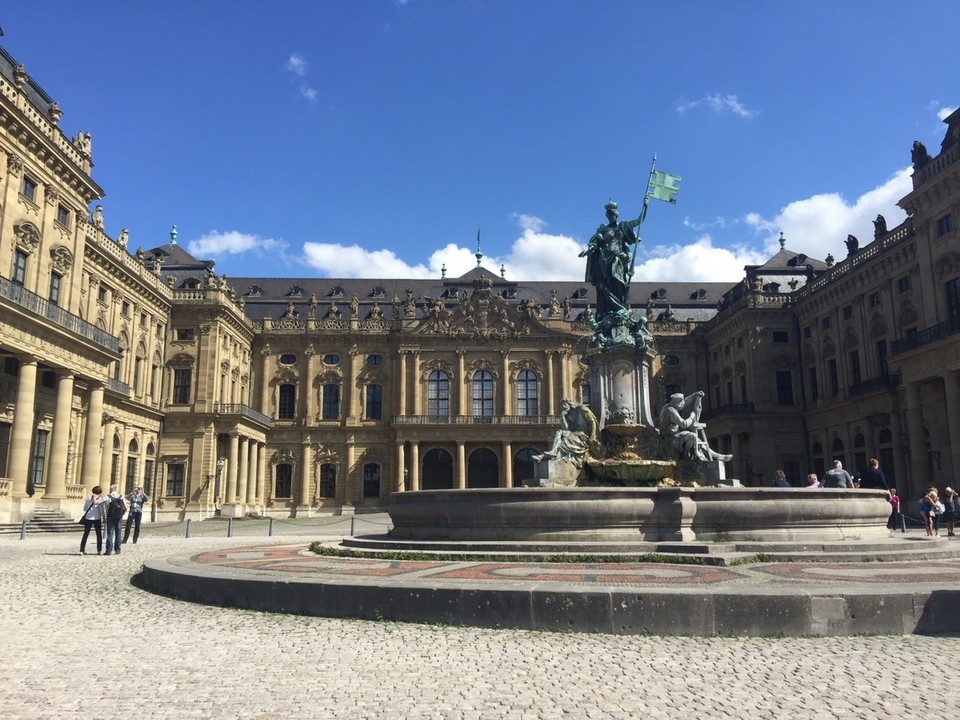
[2,1,957,282]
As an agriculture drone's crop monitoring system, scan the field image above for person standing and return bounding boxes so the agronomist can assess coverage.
[887,488,902,531]
[79,486,108,555]
[943,487,958,537]
[823,460,854,488]
[104,484,126,555]
[122,486,148,545]
[859,458,889,490]
[771,469,791,488]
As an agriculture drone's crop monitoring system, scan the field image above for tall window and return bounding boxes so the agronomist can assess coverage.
[12,250,27,286]
[274,464,292,498]
[20,176,37,202]
[143,459,155,495]
[166,463,185,496]
[947,277,960,319]
[125,457,138,495]
[808,367,819,402]
[172,369,191,404]
[30,429,49,487]
[849,350,861,386]
[828,359,839,397]
[739,375,748,404]
[775,370,794,405]
[516,370,538,416]
[319,463,336,498]
[472,370,494,417]
[363,463,380,498]
[322,384,340,420]
[427,370,449,417]
[56,203,71,228]
[278,384,296,419]
[49,273,62,306]
[581,383,591,406]
[365,384,382,420]
[876,340,888,375]
[133,357,143,394]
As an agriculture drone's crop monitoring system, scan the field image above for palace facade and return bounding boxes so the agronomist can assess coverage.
[1,44,957,522]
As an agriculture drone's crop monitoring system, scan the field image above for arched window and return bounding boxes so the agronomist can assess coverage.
[853,433,867,475]
[427,370,449,417]
[831,437,846,468]
[363,463,381,498]
[467,448,499,488]
[319,463,336,498]
[517,370,538,417]
[322,384,340,420]
[513,448,538,488]
[278,384,296,419]
[275,464,292,498]
[422,448,454,490]
[472,370,494,417]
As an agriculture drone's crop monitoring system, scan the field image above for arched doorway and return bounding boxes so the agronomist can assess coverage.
[422,448,454,490]
[513,448,538,488]
[467,448,499,488]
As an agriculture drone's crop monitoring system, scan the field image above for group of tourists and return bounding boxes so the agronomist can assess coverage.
[78,484,149,555]
[920,486,959,537]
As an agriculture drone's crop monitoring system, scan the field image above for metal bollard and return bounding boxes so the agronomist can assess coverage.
[185,518,192,538]
[268,517,275,537]
[20,520,27,540]
[350,516,356,537]
[227,517,233,538]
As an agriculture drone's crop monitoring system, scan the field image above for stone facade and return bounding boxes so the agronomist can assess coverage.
[0,44,957,522]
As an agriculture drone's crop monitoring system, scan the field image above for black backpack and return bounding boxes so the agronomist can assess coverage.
[107,496,126,521]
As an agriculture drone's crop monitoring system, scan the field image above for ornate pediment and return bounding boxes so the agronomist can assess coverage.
[50,245,74,273]
[414,276,547,339]
[420,358,453,379]
[14,221,40,254]
[270,448,296,466]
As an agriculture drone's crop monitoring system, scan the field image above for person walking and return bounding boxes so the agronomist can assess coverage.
[79,486,108,555]
[104,484,126,555]
[122,486,148,544]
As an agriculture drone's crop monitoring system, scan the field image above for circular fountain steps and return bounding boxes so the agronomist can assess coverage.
[341,534,960,565]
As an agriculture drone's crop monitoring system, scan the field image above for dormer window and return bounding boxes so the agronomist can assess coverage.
[573,287,589,299]
[245,285,262,297]
[370,286,385,298]
[181,278,201,289]
[691,288,707,300]
[502,288,517,299]
[329,286,344,298]
[287,285,304,297]
[652,288,667,300]
[445,288,459,299]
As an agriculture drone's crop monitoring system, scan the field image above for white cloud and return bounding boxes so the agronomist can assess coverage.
[300,86,318,103]
[632,237,766,283]
[937,105,957,121]
[676,94,758,119]
[286,54,306,77]
[744,167,912,259]
[187,230,287,258]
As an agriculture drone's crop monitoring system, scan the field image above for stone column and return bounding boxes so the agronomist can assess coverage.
[117,425,129,492]
[411,351,422,415]
[398,351,407,417]
[246,442,259,505]
[8,357,38,498]
[225,433,239,507]
[457,441,466,489]
[303,347,315,420]
[558,350,570,409]
[943,371,960,487]
[256,442,267,510]
[237,436,249,509]
[99,417,116,490]
[80,384,105,493]
[410,441,419,491]
[396,442,406,492]
[301,441,312,508]
[345,440,355,505]
[544,351,555,417]
[889,410,907,493]
[346,349,358,422]
[905,381,927,499]
[501,350,511,416]
[456,350,466,416]
[502,440,513,488]
[45,371,75,500]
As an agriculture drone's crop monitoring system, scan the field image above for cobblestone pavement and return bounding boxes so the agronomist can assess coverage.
[1,531,958,720]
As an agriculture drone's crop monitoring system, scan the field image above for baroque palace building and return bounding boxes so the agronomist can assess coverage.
[0,44,957,523]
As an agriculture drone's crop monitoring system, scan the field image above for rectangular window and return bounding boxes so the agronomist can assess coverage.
[49,273,62,306]
[726,381,733,405]
[274,464,292,498]
[581,383,591,406]
[143,459,154,495]
[897,276,912,294]
[363,463,381,498]
[828,359,839,397]
[175,328,195,341]
[121,301,131,317]
[12,250,27,286]
[849,350,861,386]
[140,312,148,328]
[110,454,120,486]
[937,214,954,236]
[876,340,888,375]
[869,292,881,308]
[365,384,383,420]
[842,306,853,320]
[30,429,49,487]
[803,326,811,339]
[278,384,296,420]
[20,176,37,203]
[821,317,831,330]
[808,367,819,402]
[319,464,336,498]
[739,375,747,404]
[56,203,71,228]
[166,463,185,496]
[150,365,159,400]
[133,357,142,394]
[772,330,789,343]
[125,457,138,495]
[776,370,794,405]
[172,369,191,404]
[947,277,960,319]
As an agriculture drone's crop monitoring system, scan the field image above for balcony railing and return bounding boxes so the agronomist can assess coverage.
[213,403,274,427]
[0,276,120,352]
[393,414,559,426]
[701,403,756,422]
[848,373,901,397]
[891,316,960,355]
[105,377,130,396]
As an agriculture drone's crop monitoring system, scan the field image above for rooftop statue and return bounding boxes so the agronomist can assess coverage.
[658,391,732,463]
[533,398,600,467]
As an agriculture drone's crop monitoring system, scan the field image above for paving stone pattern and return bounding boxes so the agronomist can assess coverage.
[1,531,958,720]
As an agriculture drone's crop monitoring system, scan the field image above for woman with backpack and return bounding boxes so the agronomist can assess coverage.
[104,484,126,555]
[79,486,109,555]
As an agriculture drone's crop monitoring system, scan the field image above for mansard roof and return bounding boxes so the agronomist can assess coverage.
[752,248,828,273]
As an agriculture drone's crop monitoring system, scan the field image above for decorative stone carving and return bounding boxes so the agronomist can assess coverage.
[49,245,74,273]
[14,222,40,254]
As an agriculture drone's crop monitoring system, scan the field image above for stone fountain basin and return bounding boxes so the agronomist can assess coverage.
[388,487,892,543]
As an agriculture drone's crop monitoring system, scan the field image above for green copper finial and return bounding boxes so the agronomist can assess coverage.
[441,263,447,279]
[170,224,178,245]
[475,229,483,267]
[778,231,786,249]
[500,263,506,279]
